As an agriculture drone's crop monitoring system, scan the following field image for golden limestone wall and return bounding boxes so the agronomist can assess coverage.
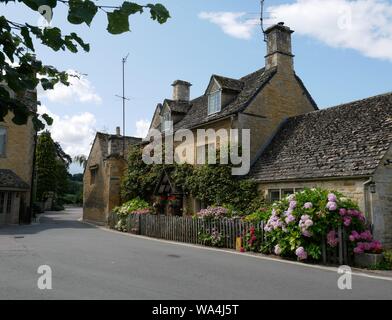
[239,69,316,162]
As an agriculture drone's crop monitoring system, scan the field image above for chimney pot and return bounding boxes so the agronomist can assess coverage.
[264,22,294,72]
[172,80,192,101]
[116,126,121,136]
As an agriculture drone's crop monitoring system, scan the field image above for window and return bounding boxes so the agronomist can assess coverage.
[0,192,5,214]
[0,126,6,157]
[208,91,221,115]
[268,188,302,203]
[282,189,294,198]
[162,112,172,133]
[90,167,98,185]
[269,190,281,203]
[6,192,12,214]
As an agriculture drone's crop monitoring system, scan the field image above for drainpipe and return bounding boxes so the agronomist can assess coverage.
[363,178,373,231]
[28,130,38,224]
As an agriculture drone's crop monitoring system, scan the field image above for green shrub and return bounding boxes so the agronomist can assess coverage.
[113,198,152,232]
[261,188,377,261]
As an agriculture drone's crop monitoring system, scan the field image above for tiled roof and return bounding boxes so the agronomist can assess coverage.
[96,133,142,158]
[249,92,392,181]
[164,99,191,114]
[213,75,244,92]
[174,67,278,130]
[0,169,29,190]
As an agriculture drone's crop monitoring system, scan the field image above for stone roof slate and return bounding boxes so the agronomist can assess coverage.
[174,67,277,130]
[249,92,392,181]
[96,132,142,158]
[213,75,244,92]
[0,169,30,190]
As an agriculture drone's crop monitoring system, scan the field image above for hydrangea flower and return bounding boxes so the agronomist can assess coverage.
[287,194,296,202]
[326,201,337,211]
[274,245,282,255]
[304,202,313,209]
[285,214,296,224]
[328,193,337,202]
[343,217,352,227]
[295,247,308,260]
[289,201,297,209]
[327,230,339,247]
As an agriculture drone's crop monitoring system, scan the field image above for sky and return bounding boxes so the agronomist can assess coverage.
[2,0,392,173]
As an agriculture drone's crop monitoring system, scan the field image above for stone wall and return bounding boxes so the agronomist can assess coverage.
[239,70,316,161]
[0,111,35,223]
[83,138,107,223]
[371,145,392,248]
[257,178,368,212]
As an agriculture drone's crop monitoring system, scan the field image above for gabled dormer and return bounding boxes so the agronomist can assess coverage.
[205,75,243,116]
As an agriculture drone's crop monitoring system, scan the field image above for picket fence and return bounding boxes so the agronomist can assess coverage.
[109,213,351,265]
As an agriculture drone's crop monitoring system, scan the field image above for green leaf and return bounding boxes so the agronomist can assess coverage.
[20,26,34,50]
[70,32,90,52]
[21,0,57,11]
[146,3,170,24]
[107,9,130,35]
[67,0,98,26]
[41,113,53,126]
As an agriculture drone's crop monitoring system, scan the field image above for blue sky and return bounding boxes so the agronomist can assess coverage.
[2,0,392,173]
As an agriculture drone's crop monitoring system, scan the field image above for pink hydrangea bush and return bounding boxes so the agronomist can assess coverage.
[261,188,381,261]
[196,206,229,220]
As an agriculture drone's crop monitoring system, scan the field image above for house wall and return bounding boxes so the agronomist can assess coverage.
[257,178,368,213]
[239,70,316,161]
[83,140,107,224]
[0,111,35,224]
[371,145,392,248]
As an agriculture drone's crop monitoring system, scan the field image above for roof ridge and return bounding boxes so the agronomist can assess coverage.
[287,90,392,121]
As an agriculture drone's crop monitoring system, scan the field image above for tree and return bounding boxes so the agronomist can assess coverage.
[35,130,71,201]
[35,130,57,201]
[74,154,87,170]
[0,0,170,130]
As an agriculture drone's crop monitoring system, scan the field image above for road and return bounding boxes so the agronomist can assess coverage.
[0,208,391,300]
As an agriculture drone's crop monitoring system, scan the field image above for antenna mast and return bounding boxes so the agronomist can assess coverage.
[260,0,267,42]
[116,53,130,157]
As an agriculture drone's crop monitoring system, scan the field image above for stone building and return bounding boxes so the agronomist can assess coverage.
[88,22,392,247]
[0,89,37,225]
[149,23,317,214]
[83,128,141,224]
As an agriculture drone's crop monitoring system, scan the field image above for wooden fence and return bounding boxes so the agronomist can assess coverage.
[109,213,351,265]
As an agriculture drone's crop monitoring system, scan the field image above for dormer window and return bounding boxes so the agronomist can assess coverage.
[162,111,172,132]
[208,90,221,115]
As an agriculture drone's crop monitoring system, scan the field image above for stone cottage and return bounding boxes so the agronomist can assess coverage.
[149,22,318,213]
[0,89,37,225]
[83,128,141,224]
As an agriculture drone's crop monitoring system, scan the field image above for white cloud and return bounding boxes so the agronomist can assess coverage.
[198,12,258,40]
[266,0,392,61]
[38,105,96,158]
[40,69,102,104]
[135,119,150,138]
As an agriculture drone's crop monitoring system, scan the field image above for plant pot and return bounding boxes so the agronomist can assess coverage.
[354,252,383,268]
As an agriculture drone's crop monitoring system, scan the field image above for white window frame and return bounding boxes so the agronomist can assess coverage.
[161,111,172,133]
[208,90,221,115]
[0,126,7,157]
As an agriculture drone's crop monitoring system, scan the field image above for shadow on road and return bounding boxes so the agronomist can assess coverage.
[0,207,97,236]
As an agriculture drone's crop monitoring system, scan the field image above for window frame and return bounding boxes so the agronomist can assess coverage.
[0,126,7,158]
[90,166,98,185]
[208,90,222,115]
[268,188,303,203]
[161,111,172,133]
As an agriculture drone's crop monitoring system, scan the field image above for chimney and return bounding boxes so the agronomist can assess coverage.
[116,126,121,136]
[265,22,294,72]
[171,80,192,101]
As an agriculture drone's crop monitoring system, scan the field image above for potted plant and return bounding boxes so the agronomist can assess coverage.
[353,239,384,268]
